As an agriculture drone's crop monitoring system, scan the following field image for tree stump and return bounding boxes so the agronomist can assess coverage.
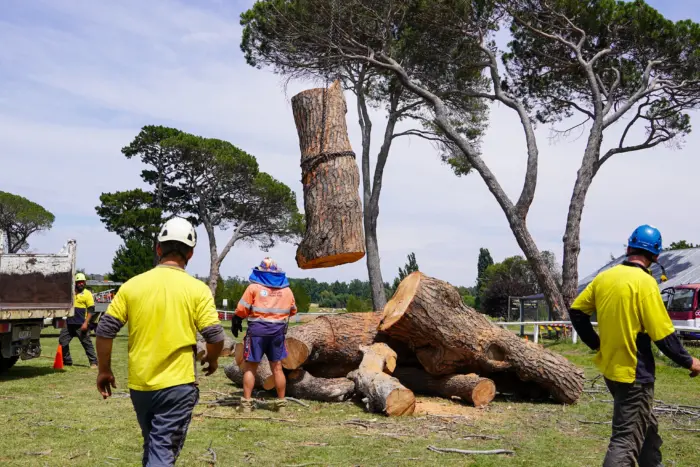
[223,358,275,390]
[286,369,356,402]
[348,343,415,416]
[291,80,365,269]
[393,367,496,407]
[379,272,584,404]
[282,312,381,372]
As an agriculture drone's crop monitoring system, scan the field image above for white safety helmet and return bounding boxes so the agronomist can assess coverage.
[158,217,197,247]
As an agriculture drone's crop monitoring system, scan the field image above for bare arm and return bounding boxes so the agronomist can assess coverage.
[95,314,124,397]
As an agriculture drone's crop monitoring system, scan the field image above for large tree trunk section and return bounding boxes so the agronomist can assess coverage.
[282,313,381,372]
[286,369,356,402]
[379,272,584,404]
[291,80,365,269]
[223,358,275,391]
[348,343,415,416]
[393,367,495,408]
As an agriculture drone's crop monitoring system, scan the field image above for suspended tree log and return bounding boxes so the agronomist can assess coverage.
[379,272,584,404]
[223,358,275,391]
[291,80,365,269]
[286,369,356,402]
[393,367,496,407]
[282,312,381,372]
[196,341,207,361]
[348,343,415,416]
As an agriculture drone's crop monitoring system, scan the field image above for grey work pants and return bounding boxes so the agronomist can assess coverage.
[58,325,97,366]
[130,383,199,467]
[603,378,663,467]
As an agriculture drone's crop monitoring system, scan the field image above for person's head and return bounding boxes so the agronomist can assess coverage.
[626,224,663,267]
[255,257,281,273]
[75,273,87,293]
[156,217,197,266]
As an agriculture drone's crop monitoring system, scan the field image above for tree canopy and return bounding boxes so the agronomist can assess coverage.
[669,240,698,250]
[0,191,55,253]
[240,0,700,319]
[110,237,153,283]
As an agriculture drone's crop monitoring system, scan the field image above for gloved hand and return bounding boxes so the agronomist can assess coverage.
[232,315,243,338]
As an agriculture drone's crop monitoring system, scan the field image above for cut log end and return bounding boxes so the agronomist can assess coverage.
[471,379,497,408]
[379,271,423,331]
[386,388,417,416]
[281,337,311,370]
[297,251,365,270]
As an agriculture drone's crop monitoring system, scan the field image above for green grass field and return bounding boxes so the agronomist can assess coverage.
[1,332,699,467]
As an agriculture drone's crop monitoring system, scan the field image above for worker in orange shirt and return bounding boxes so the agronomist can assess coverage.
[232,258,296,413]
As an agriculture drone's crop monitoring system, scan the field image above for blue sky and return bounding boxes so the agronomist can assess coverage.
[1,0,699,287]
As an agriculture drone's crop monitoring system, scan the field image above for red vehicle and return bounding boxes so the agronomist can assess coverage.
[661,284,700,339]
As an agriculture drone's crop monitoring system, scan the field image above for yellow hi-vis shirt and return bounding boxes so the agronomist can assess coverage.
[105,265,220,391]
[571,263,676,384]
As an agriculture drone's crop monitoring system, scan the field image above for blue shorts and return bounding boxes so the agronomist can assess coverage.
[243,333,287,363]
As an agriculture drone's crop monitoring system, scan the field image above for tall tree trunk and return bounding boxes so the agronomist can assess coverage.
[203,220,219,297]
[561,125,604,308]
[364,228,386,311]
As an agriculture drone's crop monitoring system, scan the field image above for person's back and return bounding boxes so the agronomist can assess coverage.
[108,265,219,390]
[95,218,224,467]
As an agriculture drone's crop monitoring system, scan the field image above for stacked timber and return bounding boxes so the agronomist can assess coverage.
[222,272,585,416]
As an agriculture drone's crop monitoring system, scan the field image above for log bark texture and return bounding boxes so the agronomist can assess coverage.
[393,367,496,407]
[223,358,275,390]
[282,312,381,372]
[348,343,415,416]
[221,335,235,357]
[291,80,365,269]
[286,369,356,402]
[379,272,584,404]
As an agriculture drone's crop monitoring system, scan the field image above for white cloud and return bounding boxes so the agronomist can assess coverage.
[1,0,698,290]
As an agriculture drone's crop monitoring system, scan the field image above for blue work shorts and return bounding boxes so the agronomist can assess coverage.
[243,333,287,363]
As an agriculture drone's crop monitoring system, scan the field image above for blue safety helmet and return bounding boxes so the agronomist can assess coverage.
[628,225,663,256]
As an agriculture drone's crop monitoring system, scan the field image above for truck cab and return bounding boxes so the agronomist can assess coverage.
[661,284,700,339]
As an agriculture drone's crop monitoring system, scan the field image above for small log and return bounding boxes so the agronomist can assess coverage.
[393,367,495,407]
[379,272,584,404]
[348,343,415,416]
[221,335,235,357]
[286,369,356,402]
[291,80,365,269]
[282,312,381,371]
[223,358,275,391]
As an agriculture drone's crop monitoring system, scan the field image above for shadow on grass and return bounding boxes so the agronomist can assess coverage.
[0,364,58,381]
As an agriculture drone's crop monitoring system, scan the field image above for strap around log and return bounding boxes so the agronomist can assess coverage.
[300,150,356,174]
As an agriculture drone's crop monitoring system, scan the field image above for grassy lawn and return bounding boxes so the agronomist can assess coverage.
[1,332,699,467]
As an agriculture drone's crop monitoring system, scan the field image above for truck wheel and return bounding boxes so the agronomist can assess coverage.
[0,355,19,373]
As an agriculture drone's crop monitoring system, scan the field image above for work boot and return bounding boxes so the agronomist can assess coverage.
[238,398,254,414]
[273,398,287,413]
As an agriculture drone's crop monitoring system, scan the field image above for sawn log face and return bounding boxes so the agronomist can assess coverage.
[393,367,496,407]
[379,272,584,404]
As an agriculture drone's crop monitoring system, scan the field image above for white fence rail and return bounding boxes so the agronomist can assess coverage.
[496,321,700,344]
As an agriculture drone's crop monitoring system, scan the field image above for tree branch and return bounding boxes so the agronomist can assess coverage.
[217,221,247,266]
[604,60,664,128]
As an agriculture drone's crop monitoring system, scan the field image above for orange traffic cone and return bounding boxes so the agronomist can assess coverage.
[53,345,64,370]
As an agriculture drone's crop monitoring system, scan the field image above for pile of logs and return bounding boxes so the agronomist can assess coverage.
[222,272,585,416]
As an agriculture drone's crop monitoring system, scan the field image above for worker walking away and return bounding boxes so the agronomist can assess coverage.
[570,224,700,467]
[59,273,98,368]
[232,257,297,413]
[95,217,225,467]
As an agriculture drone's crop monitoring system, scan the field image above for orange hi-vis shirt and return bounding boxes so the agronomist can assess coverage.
[235,283,297,336]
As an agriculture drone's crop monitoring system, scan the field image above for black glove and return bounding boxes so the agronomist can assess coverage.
[232,316,243,338]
